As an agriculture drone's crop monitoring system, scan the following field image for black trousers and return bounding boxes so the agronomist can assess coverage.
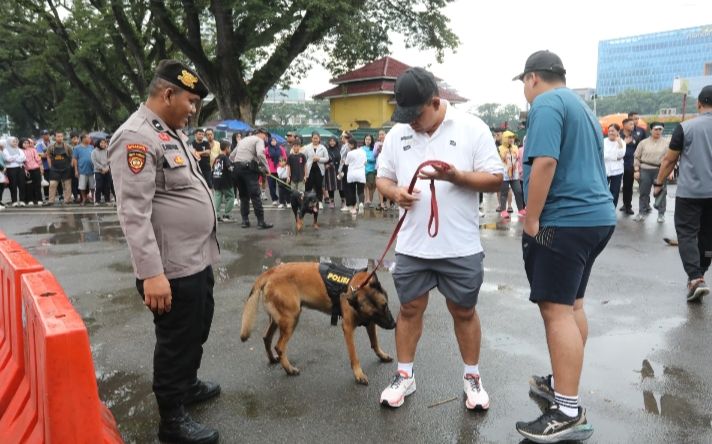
[305,164,323,202]
[95,172,112,203]
[346,182,365,207]
[607,173,623,209]
[234,164,265,222]
[24,169,43,204]
[136,266,215,410]
[674,197,712,281]
[621,167,634,209]
[6,167,26,203]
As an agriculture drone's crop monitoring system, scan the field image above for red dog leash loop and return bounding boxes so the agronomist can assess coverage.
[355,160,449,290]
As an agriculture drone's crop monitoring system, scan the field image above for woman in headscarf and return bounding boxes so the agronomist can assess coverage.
[2,137,26,207]
[264,136,287,206]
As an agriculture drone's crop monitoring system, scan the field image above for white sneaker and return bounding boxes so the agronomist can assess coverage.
[657,214,665,223]
[0,204,5,211]
[464,374,490,410]
[27,202,34,206]
[36,201,43,206]
[272,200,279,206]
[319,202,324,209]
[358,202,364,214]
[380,371,416,408]
[340,206,350,213]
[19,202,26,207]
[233,198,239,206]
[479,211,485,217]
[277,204,285,209]
[12,202,19,207]
[633,214,644,222]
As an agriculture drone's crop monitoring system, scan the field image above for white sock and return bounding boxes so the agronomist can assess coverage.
[464,364,480,377]
[397,362,413,378]
[554,391,579,417]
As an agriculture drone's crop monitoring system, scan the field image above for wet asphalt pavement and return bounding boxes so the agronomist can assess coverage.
[1,188,711,444]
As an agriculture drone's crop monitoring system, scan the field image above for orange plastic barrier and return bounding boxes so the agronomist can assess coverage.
[0,240,122,443]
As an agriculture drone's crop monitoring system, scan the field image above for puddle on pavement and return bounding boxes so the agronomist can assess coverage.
[639,359,712,429]
[96,368,155,442]
[19,213,124,245]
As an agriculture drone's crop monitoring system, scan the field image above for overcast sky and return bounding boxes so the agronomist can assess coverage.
[297,0,711,109]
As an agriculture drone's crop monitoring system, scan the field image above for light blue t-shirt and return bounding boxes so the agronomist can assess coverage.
[523,88,615,227]
[73,144,95,176]
[363,146,376,174]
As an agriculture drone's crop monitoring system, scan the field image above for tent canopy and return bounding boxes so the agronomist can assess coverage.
[297,126,337,139]
[215,119,253,132]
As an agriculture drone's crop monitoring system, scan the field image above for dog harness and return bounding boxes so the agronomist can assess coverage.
[318,264,358,326]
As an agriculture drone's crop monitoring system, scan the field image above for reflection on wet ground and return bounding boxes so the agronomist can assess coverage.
[96,369,154,443]
[19,213,124,245]
[640,359,712,428]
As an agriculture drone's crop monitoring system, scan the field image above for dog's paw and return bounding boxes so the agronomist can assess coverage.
[354,373,369,385]
[378,353,393,363]
[313,224,319,230]
[285,366,300,376]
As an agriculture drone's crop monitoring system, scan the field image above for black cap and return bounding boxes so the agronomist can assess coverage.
[155,59,209,99]
[391,67,439,123]
[256,127,271,138]
[512,50,567,81]
[40,129,49,135]
[698,85,712,105]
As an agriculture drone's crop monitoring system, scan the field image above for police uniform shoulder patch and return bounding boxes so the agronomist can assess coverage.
[127,144,148,174]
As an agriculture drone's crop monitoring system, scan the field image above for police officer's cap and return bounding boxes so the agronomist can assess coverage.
[155,59,209,99]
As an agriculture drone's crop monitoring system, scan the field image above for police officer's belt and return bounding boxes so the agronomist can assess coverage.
[319,263,359,326]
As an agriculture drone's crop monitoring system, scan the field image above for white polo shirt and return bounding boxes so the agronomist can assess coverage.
[377,102,503,259]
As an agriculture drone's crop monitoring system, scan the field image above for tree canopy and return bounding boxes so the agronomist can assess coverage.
[589,89,696,117]
[0,0,459,134]
[470,103,522,130]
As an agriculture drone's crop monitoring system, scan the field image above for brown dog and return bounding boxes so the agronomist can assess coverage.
[240,262,396,385]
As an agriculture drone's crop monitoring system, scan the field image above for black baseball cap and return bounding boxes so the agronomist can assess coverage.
[512,50,567,81]
[155,59,209,99]
[698,85,712,105]
[391,67,439,123]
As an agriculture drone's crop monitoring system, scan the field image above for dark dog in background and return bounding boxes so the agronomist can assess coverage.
[291,190,319,232]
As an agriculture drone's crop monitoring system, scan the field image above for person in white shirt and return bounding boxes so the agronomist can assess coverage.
[376,68,503,410]
[343,137,366,215]
[603,123,626,209]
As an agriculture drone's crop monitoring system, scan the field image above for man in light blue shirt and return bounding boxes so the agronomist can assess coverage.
[513,50,615,443]
[72,133,95,205]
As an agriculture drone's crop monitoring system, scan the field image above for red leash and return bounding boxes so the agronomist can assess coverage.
[354,160,450,291]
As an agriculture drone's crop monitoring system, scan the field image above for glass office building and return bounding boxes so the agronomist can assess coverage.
[597,25,712,97]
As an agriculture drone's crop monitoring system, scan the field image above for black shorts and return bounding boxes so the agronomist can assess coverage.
[522,226,614,305]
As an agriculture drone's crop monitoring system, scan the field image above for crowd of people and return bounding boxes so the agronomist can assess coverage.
[0,130,113,209]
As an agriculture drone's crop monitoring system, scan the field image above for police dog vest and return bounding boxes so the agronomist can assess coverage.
[319,264,357,326]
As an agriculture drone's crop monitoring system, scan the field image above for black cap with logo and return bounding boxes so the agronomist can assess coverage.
[699,85,712,105]
[155,59,209,99]
[391,67,439,124]
[512,50,567,81]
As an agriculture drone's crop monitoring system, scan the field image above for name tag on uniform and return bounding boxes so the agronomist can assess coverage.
[162,144,179,151]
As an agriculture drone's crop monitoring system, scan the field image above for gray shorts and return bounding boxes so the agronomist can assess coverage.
[78,174,95,190]
[392,252,484,308]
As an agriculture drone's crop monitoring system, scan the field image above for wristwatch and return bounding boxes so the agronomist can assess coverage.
[653,181,663,187]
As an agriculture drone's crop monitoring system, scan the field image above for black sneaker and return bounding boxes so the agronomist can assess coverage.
[241,220,251,228]
[687,278,709,302]
[529,374,555,403]
[221,215,235,223]
[516,405,593,443]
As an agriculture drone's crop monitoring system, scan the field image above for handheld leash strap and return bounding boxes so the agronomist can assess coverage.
[356,160,449,291]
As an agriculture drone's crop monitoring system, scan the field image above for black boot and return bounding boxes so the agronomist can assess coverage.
[241,219,250,228]
[158,405,219,444]
[257,220,273,229]
[184,380,221,406]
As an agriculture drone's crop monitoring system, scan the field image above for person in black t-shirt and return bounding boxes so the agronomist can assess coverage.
[192,128,213,188]
[286,144,307,192]
[213,141,235,222]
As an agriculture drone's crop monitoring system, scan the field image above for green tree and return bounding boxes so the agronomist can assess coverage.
[258,101,330,127]
[588,89,696,116]
[469,103,522,130]
[0,0,458,131]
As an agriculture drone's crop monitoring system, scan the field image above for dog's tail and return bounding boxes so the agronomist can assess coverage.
[240,277,265,342]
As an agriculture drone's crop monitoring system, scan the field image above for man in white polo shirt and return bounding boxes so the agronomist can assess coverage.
[376,67,504,410]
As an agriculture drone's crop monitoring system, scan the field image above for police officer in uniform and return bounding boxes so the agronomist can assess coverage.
[229,128,274,228]
[109,60,220,444]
